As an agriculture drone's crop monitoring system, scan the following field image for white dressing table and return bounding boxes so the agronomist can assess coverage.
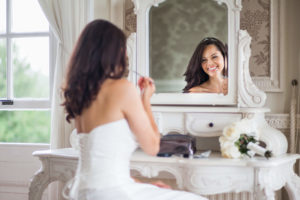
[28,148,300,200]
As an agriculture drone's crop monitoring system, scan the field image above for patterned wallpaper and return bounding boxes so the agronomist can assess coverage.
[241,0,270,77]
[124,2,136,36]
[125,0,271,89]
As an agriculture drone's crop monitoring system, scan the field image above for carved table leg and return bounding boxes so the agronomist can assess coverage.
[253,184,276,200]
[254,165,287,200]
[285,172,300,200]
[263,189,276,200]
[29,159,50,200]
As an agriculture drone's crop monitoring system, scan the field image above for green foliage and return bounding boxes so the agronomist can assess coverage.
[234,134,256,156]
[0,111,50,143]
[12,43,49,98]
[0,43,50,143]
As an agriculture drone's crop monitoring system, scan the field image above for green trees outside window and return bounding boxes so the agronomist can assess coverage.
[0,43,50,143]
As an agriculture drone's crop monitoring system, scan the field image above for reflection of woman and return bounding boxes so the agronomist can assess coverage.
[62,20,207,200]
[183,37,228,94]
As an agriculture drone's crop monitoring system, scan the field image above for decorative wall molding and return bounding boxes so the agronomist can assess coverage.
[266,114,300,130]
[126,32,137,84]
[252,77,281,92]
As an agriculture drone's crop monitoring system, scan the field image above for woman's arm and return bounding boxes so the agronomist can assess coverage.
[138,77,159,138]
[120,79,160,156]
[132,177,172,189]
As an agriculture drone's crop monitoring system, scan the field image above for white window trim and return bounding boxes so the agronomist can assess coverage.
[0,0,55,110]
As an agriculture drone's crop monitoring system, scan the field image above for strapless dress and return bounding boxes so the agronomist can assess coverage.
[64,119,207,200]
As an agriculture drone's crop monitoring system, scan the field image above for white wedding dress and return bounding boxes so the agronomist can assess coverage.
[64,119,207,200]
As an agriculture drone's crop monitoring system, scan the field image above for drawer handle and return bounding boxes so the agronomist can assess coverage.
[208,122,214,127]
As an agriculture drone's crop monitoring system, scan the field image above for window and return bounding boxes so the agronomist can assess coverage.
[0,0,54,143]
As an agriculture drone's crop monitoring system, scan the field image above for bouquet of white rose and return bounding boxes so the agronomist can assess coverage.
[219,119,272,159]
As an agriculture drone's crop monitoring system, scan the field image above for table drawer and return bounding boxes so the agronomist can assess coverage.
[186,113,242,137]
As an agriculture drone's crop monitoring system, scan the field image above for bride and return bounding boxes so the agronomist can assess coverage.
[62,19,207,200]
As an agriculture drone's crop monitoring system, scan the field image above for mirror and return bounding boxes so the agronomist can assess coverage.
[149,0,228,93]
[133,0,240,105]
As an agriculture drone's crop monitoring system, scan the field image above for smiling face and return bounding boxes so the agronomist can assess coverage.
[201,44,225,78]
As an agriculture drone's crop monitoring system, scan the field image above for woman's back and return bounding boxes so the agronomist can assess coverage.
[75,78,129,134]
[71,119,137,195]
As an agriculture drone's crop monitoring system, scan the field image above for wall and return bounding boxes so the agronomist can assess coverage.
[0,144,49,200]
[94,0,111,21]
[93,0,124,29]
[266,0,300,114]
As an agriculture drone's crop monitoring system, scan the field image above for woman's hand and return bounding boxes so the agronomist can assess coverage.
[132,177,142,183]
[150,180,172,189]
[138,77,155,100]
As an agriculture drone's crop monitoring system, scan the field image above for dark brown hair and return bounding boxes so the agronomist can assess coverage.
[182,37,227,93]
[62,19,127,122]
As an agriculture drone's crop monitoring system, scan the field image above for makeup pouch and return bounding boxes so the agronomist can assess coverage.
[157,134,196,158]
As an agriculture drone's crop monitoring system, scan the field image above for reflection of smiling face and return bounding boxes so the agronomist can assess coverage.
[201,44,225,78]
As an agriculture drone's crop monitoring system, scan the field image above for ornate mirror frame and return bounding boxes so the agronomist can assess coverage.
[128,0,266,107]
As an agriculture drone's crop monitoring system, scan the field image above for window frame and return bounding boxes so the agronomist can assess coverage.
[0,0,55,110]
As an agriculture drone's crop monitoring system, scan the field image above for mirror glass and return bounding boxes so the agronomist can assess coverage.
[149,0,228,93]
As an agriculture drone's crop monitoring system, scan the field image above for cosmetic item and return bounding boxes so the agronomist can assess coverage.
[157,134,196,158]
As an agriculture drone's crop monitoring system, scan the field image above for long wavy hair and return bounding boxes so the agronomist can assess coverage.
[182,37,227,93]
[62,20,127,123]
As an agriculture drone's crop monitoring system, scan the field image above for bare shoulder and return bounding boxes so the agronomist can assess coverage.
[189,85,210,93]
[107,79,141,113]
[108,78,139,98]
[111,78,136,92]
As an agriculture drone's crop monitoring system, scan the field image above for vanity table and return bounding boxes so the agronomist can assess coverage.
[28,148,300,200]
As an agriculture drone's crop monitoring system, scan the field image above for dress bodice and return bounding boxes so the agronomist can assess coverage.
[64,119,206,200]
[72,119,138,194]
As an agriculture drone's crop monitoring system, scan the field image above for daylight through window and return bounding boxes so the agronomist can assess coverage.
[0,0,53,143]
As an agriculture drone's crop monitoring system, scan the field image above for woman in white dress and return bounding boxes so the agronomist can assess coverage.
[183,37,228,94]
[62,19,208,200]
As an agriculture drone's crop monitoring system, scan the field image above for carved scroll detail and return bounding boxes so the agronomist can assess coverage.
[238,30,266,107]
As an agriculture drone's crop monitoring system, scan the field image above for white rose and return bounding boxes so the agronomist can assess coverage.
[221,143,241,158]
[222,124,240,141]
[236,119,259,139]
[219,137,241,158]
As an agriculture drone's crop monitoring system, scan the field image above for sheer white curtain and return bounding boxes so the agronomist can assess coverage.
[38,0,90,149]
[38,1,91,199]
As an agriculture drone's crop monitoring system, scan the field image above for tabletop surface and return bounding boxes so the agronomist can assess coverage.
[33,148,300,168]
